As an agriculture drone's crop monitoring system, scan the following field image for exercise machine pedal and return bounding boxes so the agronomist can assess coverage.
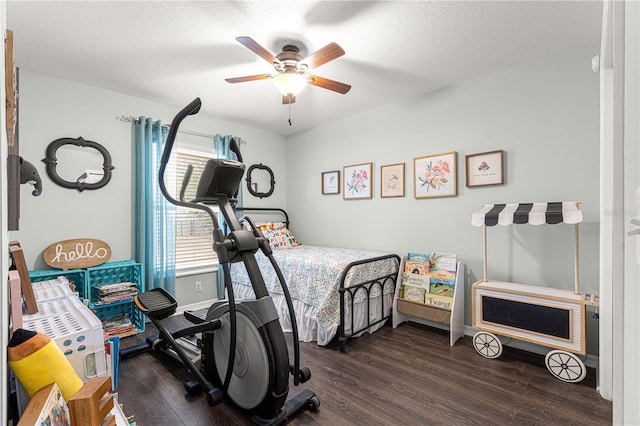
[184,308,207,324]
[136,288,177,320]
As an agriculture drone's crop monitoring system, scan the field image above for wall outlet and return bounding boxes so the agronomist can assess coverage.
[194,281,202,293]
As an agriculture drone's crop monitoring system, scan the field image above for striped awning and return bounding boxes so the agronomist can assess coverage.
[471,202,582,227]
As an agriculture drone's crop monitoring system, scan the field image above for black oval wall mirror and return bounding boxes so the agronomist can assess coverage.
[246,163,275,198]
[43,137,114,192]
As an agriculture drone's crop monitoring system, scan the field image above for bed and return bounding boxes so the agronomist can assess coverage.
[230,208,401,352]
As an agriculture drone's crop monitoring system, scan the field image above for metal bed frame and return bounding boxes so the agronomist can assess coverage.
[337,254,401,352]
[237,207,401,352]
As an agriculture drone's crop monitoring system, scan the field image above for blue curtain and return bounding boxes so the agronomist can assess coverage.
[214,134,243,298]
[133,118,176,295]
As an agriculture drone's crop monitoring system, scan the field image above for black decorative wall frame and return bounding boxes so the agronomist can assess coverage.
[246,163,275,198]
[43,137,114,192]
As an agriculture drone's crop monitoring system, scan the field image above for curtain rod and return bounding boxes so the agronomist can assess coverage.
[116,115,218,140]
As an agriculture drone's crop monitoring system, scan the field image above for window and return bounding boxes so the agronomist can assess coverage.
[175,146,218,272]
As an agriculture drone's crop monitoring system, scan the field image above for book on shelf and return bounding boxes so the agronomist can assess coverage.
[93,281,138,305]
[101,314,137,339]
[18,382,70,426]
[400,251,458,309]
[424,293,454,310]
[401,272,430,289]
[429,252,457,298]
[94,281,136,292]
[430,252,457,272]
[401,283,426,303]
[404,252,430,275]
[105,336,120,390]
[401,253,430,292]
[400,255,430,303]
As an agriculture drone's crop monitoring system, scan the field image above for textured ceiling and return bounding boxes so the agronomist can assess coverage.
[6,1,603,136]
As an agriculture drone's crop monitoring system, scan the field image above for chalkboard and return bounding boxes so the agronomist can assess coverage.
[481,296,570,339]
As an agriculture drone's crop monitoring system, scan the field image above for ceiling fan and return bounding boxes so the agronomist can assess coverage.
[225,36,351,104]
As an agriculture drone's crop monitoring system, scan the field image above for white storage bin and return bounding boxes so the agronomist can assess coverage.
[30,276,74,302]
[22,295,107,381]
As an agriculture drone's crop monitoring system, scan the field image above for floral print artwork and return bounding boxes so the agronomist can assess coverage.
[418,158,450,191]
[414,152,457,198]
[465,150,503,187]
[343,163,372,199]
[347,168,368,194]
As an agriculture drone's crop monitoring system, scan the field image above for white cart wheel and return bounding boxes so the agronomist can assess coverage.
[473,331,503,359]
[545,350,587,383]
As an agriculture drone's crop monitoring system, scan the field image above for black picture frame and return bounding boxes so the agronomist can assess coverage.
[246,163,275,198]
[43,136,114,192]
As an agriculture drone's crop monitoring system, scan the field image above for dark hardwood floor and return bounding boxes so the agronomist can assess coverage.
[115,320,611,425]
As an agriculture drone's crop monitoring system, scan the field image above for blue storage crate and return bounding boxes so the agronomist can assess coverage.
[87,260,144,309]
[87,260,145,335]
[29,268,88,301]
[92,300,145,336]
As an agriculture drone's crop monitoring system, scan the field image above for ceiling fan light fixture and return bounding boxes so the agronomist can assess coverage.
[274,72,307,97]
[227,37,350,105]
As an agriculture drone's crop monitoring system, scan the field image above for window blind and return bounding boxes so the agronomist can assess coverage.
[175,149,217,267]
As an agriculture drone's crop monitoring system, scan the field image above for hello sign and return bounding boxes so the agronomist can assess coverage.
[44,238,112,270]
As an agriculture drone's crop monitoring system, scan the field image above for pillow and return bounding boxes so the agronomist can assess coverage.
[255,221,286,231]
[263,227,301,249]
[8,328,84,401]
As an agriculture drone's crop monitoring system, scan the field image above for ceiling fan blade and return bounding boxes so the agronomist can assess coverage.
[300,42,345,69]
[282,95,296,104]
[225,74,274,83]
[307,75,351,94]
[236,36,278,65]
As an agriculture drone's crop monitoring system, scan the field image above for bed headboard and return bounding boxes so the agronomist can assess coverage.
[236,207,290,228]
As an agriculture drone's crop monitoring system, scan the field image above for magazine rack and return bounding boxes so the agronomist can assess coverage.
[392,257,465,346]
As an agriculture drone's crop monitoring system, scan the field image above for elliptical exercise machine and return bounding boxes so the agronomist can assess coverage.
[122,98,319,424]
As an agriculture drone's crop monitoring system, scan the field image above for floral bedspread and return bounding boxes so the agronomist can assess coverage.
[229,245,398,328]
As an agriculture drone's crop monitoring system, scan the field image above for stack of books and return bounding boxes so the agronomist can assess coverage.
[93,282,138,306]
[401,252,457,310]
[101,313,137,339]
[401,253,430,303]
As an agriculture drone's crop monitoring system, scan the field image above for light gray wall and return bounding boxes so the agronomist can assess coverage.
[9,69,287,303]
[286,45,601,353]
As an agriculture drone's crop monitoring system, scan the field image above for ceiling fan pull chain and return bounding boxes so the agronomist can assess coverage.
[288,102,292,126]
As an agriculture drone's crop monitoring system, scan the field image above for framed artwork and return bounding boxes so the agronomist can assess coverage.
[380,163,405,198]
[321,170,340,194]
[465,150,504,187]
[343,162,372,199]
[413,152,457,198]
